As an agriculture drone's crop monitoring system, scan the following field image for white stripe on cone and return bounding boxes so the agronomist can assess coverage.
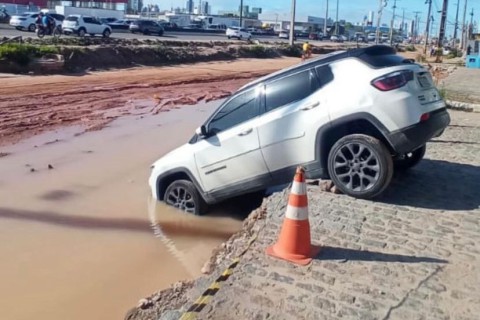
[291,180,307,195]
[285,205,309,221]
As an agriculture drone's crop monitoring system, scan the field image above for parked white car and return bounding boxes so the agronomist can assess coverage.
[278,30,289,39]
[9,12,39,32]
[62,15,112,37]
[149,45,450,215]
[9,12,64,32]
[226,27,251,40]
[367,32,377,42]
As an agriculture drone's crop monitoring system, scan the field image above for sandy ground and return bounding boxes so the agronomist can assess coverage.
[0,58,299,147]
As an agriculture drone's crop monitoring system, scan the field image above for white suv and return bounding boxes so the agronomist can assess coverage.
[149,45,450,215]
[62,15,112,37]
[226,26,251,40]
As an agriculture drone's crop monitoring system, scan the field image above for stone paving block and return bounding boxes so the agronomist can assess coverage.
[181,111,480,320]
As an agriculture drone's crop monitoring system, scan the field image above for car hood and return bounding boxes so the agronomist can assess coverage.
[151,142,193,171]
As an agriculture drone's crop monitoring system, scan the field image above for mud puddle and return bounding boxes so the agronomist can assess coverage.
[0,100,249,320]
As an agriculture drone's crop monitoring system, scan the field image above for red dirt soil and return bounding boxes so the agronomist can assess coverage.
[0,58,298,147]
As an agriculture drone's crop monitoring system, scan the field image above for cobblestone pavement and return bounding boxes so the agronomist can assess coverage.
[443,68,480,104]
[170,110,480,320]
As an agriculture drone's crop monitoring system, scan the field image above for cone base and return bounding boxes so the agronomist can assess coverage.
[266,243,321,266]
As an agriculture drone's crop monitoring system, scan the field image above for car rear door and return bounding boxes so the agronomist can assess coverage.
[256,67,332,175]
[194,87,270,194]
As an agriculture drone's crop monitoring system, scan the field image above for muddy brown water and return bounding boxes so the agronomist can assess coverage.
[0,101,249,320]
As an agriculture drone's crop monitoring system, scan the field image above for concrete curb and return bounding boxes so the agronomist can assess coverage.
[446,100,480,113]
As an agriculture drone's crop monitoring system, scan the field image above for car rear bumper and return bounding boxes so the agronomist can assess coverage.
[387,108,450,154]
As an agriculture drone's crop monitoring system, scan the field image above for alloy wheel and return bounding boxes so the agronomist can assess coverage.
[165,186,196,214]
[332,142,380,192]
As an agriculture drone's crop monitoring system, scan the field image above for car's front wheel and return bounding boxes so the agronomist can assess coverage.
[394,144,426,170]
[164,180,206,215]
[28,23,35,32]
[327,134,393,199]
[103,29,111,38]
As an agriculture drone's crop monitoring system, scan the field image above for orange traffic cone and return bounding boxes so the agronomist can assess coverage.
[266,166,321,265]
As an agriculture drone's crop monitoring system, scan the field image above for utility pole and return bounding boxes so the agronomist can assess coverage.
[289,0,296,45]
[461,0,467,49]
[413,11,421,44]
[401,8,405,35]
[436,0,449,63]
[389,0,398,45]
[239,0,243,28]
[424,0,432,55]
[324,0,329,37]
[335,0,339,35]
[376,0,387,45]
[453,1,460,45]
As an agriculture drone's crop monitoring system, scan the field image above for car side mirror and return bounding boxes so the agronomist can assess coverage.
[195,125,208,137]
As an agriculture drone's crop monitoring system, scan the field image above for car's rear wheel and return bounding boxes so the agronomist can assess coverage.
[28,23,35,32]
[394,144,426,170]
[328,134,393,199]
[164,180,206,215]
[103,29,111,38]
[78,28,86,37]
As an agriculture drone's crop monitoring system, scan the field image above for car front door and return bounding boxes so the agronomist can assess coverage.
[256,66,332,177]
[194,87,270,194]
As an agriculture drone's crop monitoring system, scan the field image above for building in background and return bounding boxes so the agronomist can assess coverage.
[185,0,193,14]
[367,10,374,26]
[200,0,209,15]
[0,0,126,12]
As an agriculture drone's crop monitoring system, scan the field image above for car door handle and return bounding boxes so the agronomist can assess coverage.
[238,128,253,136]
[300,101,320,110]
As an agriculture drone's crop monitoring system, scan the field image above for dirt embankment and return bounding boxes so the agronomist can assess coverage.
[0,37,341,74]
[0,58,299,147]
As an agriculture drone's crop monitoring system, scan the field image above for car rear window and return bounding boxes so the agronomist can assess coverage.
[66,16,78,22]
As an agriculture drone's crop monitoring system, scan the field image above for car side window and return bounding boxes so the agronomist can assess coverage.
[83,17,92,23]
[208,89,257,134]
[265,70,315,112]
[315,65,334,87]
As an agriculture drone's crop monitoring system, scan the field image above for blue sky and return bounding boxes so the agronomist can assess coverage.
[161,0,479,36]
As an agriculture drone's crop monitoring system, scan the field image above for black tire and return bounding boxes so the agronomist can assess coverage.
[53,26,61,38]
[227,36,231,39]
[36,28,45,38]
[394,145,426,170]
[102,29,111,38]
[28,23,35,32]
[143,29,150,35]
[78,28,86,37]
[327,134,394,199]
[164,180,207,215]
[158,30,163,36]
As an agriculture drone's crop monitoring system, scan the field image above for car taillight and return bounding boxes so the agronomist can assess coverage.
[371,70,414,91]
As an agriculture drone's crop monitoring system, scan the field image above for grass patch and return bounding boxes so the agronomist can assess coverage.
[405,44,416,52]
[0,43,58,65]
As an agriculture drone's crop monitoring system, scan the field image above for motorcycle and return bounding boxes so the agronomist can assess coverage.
[36,24,62,38]
[0,9,10,24]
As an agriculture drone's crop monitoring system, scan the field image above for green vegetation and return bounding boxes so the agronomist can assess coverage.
[0,43,58,65]
[405,44,416,52]
[238,45,277,58]
[280,45,302,57]
[438,86,448,100]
